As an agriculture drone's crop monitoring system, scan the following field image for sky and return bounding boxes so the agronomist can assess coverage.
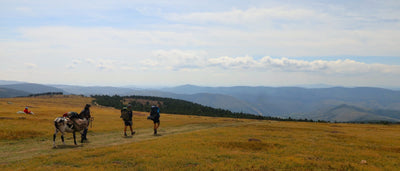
[1,0,400,88]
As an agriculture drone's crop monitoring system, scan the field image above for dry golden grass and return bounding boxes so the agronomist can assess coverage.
[1,95,400,170]
[0,95,230,140]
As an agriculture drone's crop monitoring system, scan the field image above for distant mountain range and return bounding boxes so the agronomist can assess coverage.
[160,85,400,113]
[311,104,400,122]
[0,80,26,85]
[132,90,262,115]
[1,80,400,122]
[0,83,66,95]
[50,85,136,96]
[0,87,30,98]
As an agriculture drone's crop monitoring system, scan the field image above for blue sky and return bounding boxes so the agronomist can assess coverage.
[1,0,400,87]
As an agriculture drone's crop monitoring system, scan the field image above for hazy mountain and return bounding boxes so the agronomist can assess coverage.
[294,84,335,88]
[0,87,30,98]
[312,104,400,122]
[0,80,26,85]
[51,85,135,96]
[161,85,400,118]
[2,80,400,122]
[132,90,261,115]
[0,83,67,95]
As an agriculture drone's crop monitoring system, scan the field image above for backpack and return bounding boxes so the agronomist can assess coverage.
[68,112,79,119]
[148,106,159,120]
[120,109,130,121]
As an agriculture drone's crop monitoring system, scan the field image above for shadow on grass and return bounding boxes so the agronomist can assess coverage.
[53,144,83,149]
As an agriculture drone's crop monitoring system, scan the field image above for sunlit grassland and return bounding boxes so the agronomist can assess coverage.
[1,96,400,170]
[0,95,228,140]
[4,121,400,170]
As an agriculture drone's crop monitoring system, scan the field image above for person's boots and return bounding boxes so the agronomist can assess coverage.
[124,132,127,136]
[131,131,135,135]
[154,129,157,135]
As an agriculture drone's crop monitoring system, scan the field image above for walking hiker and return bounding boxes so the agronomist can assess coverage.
[79,104,91,141]
[147,105,160,135]
[121,105,135,136]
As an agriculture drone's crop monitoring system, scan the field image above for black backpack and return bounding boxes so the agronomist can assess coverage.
[148,106,159,120]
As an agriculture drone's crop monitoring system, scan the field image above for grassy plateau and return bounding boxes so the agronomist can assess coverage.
[0,95,400,170]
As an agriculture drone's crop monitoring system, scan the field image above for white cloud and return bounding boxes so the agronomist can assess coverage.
[1,1,400,87]
[141,49,208,71]
[66,59,84,69]
[66,64,75,69]
[201,56,400,75]
[2,24,398,60]
[66,58,116,71]
[121,66,135,71]
[96,59,115,71]
[24,63,37,69]
[138,51,400,75]
[165,7,317,25]
[72,59,82,64]
[85,58,96,64]
[208,56,257,69]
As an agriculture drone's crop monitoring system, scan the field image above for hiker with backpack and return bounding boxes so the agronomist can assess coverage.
[79,104,91,141]
[121,104,135,136]
[147,105,160,135]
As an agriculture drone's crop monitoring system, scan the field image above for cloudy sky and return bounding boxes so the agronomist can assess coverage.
[1,0,400,88]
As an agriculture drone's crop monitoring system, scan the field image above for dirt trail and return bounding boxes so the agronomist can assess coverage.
[0,121,260,163]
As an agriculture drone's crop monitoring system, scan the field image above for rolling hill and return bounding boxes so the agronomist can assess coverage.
[312,104,400,122]
[0,80,26,85]
[51,85,135,96]
[0,83,67,95]
[0,88,30,98]
[1,80,400,122]
[161,85,400,120]
[132,90,262,115]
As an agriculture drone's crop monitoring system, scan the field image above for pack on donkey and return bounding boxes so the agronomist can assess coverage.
[53,104,91,148]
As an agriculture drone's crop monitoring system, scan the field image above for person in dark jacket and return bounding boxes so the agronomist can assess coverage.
[121,105,135,136]
[149,105,160,135]
[79,104,91,141]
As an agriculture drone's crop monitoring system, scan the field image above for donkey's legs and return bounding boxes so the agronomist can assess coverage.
[61,132,65,145]
[53,129,58,148]
[73,131,77,145]
[80,130,85,143]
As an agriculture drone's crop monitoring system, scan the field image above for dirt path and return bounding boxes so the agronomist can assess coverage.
[0,121,261,163]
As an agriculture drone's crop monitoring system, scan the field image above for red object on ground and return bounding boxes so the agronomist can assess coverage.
[24,108,31,114]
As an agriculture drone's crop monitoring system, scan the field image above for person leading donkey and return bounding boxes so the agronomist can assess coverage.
[79,104,91,141]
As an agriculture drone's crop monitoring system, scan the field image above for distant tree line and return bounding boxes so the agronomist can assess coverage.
[28,92,63,97]
[91,95,326,122]
[342,120,399,125]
